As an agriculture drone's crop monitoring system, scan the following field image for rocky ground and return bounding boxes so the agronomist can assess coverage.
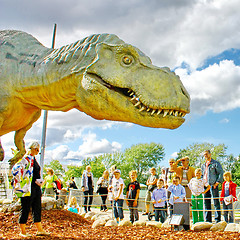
[1,209,240,239]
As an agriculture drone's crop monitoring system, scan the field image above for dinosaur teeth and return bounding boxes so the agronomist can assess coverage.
[139,106,146,112]
[163,110,169,118]
[151,109,156,115]
[128,89,186,118]
[134,102,141,107]
[157,109,162,115]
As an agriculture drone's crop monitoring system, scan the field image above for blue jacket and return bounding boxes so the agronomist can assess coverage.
[201,158,223,185]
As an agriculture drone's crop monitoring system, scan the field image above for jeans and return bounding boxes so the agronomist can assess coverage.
[113,199,124,220]
[128,200,139,223]
[83,188,93,212]
[191,194,204,224]
[154,207,166,223]
[204,185,221,222]
[223,202,234,223]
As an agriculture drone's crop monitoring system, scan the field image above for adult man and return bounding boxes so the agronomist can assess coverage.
[201,150,224,223]
[172,156,195,201]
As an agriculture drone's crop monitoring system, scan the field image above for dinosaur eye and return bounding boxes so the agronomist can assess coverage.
[122,56,133,65]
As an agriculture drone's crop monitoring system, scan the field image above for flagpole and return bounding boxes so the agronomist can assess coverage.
[40,23,57,176]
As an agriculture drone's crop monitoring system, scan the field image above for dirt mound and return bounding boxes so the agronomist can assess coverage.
[0,210,240,239]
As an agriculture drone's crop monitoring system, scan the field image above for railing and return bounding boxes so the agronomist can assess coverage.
[0,161,12,200]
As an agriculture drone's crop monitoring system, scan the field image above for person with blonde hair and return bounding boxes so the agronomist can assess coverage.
[42,168,58,197]
[11,141,50,237]
[81,165,94,212]
[188,168,211,224]
[67,196,80,214]
[96,170,109,211]
[220,171,237,223]
[143,167,158,215]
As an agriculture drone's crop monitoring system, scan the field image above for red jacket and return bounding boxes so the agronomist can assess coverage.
[220,181,237,202]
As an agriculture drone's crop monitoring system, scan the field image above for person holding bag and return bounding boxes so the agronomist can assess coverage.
[11,141,50,237]
[96,170,109,212]
[42,168,58,198]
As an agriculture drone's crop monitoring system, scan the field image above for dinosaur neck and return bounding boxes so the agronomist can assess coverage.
[17,75,81,112]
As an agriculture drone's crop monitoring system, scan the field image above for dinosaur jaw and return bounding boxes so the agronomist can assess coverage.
[84,72,189,121]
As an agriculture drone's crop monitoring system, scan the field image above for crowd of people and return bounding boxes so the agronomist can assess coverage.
[76,149,238,225]
[11,142,238,237]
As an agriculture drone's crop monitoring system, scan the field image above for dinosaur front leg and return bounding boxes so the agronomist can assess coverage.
[0,138,4,161]
[9,110,41,167]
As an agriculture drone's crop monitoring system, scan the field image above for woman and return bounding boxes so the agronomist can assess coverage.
[81,165,94,212]
[96,170,109,211]
[42,168,58,198]
[11,141,49,237]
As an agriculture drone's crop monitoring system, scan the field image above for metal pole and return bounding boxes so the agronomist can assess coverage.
[40,24,57,176]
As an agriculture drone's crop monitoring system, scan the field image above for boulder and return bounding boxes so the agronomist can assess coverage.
[2,199,12,204]
[146,221,162,228]
[92,219,106,228]
[84,212,95,219]
[192,222,213,231]
[224,223,240,232]
[105,220,118,227]
[119,220,132,226]
[133,220,146,226]
[210,221,227,232]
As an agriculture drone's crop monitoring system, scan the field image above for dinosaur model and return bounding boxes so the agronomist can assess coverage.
[0,30,190,166]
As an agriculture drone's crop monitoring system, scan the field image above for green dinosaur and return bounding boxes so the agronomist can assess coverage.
[0,30,190,165]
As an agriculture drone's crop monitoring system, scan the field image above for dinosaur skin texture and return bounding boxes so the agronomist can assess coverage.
[0,30,190,166]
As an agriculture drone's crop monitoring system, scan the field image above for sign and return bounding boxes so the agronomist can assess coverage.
[169,214,184,226]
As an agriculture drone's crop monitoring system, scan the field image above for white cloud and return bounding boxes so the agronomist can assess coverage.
[176,60,240,114]
[219,118,230,124]
[78,132,122,157]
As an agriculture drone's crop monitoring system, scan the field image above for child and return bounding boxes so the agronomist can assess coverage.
[143,167,159,215]
[126,170,140,223]
[188,168,211,224]
[109,169,125,224]
[67,196,80,214]
[220,171,237,223]
[151,179,167,223]
[167,176,186,217]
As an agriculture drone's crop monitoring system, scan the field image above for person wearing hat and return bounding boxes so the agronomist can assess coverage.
[109,169,125,223]
[11,141,50,237]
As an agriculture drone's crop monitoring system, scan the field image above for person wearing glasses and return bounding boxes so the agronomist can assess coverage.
[12,141,50,237]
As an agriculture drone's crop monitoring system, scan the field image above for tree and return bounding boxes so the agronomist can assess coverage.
[229,154,240,186]
[44,159,65,177]
[177,142,228,168]
[121,142,165,185]
[82,156,106,179]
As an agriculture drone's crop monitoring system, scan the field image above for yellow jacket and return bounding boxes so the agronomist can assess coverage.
[172,163,195,184]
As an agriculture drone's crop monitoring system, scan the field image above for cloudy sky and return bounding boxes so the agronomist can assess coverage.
[1,0,240,168]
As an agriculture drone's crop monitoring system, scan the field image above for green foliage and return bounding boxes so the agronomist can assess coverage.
[65,165,84,180]
[177,142,227,168]
[121,142,164,186]
[82,156,106,179]
[229,154,240,186]
[44,159,65,177]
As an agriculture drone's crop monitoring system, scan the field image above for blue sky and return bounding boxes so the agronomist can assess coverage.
[1,0,240,168]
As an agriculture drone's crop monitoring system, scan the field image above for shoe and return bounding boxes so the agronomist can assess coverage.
[36,231,50,236]
[19,233,32,238]
[142,212,149,215]
[104,209,108,212]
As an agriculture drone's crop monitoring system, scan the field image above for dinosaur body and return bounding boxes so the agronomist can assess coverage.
[0,30,190,165]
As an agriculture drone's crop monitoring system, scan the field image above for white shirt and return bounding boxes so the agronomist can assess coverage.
[188,177,209,196]
[111,177,125,199]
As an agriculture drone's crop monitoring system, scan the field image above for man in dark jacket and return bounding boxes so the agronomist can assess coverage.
[201,150,223,223]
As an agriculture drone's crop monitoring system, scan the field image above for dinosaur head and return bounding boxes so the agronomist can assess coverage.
[75,42,190,129]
